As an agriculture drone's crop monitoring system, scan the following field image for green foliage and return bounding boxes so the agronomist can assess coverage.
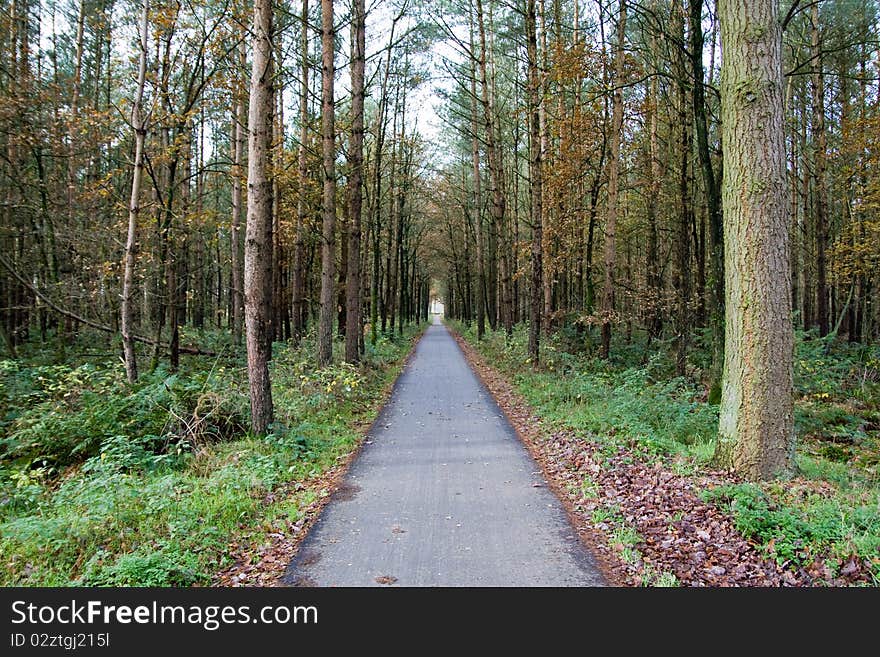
[452,322,718,460]
[702,483,880,580]
[1,359,249,471]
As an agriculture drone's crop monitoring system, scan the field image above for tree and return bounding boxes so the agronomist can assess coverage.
[526,0,542,363]
[231,40,246,347]
[293,0,310,344]
[345,0,365,363]
[716,0,794,480]
[121,0,150,384]
[244,0,275,434]
[602,0,627,360]
[317,0,336,366]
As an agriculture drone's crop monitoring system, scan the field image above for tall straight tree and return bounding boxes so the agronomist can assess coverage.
[345,0,365,363]
[293,0,309,343]
[317,0,336,366]
[717,0,794,479]
[469,13,486,340]
[690,0,724,391]
[121,0,150,384]
[526,0,542,363]
[810,2,829,337]
[602,0,626,360]
[244,0,275,434]
[231,40,246,347]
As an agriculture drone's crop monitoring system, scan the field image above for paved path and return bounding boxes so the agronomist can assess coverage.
[283,320,605,587]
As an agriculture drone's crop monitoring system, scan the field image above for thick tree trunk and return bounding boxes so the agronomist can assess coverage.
[317,0,336,366]
[345,0,365,363]
[244,0,275,434]
[716,0,794,480]
[121,0,150,384]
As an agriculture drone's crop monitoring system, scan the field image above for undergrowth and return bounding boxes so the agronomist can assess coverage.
[452,320,880,585]
[0,326,423,585]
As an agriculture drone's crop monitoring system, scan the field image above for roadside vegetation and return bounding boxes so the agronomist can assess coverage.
[0,326,422,586]
[452,321,880,585]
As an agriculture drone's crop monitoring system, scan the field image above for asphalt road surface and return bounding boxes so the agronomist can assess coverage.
[283,318,605,587]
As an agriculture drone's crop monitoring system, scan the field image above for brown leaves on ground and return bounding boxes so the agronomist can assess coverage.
[450,329,820,587]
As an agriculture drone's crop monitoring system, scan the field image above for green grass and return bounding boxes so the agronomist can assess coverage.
[0,326,423,586]
[451,320,880,585]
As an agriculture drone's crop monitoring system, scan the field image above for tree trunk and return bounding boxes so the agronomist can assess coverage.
[601,0,626,360]
[646,51,663,340]
[469,14,486,340]
[293,0,309,343]
[716,0,794,480]
[231,41,246,346]
[690,0,724,392]
[810,2,829,337]
[526,0,542,363]
[476,0,505,334]
[121,0,150,384]
[345,0,365,363]
[244,0,275,434]
[673,0,691,377]
[317,0,336,366]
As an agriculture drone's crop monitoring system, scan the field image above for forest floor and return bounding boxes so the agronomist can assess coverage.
[450,322,880,586]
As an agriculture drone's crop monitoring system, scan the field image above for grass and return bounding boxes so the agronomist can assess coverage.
[0,325,423,586]
[451,320,880,585]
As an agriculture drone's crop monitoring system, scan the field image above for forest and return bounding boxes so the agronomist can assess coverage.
[1,0,879,586]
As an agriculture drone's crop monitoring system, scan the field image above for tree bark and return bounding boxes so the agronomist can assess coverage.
[244,0,275,434]
[231,40,246,346]
[317,0,336,366]
[469,14,486,340]
[690,0,724,391]
[293,0,309,343]
[673,0,692,376]
[345,0,365,363]
[121,0,150,384]
[716,0,795,480]
[601,0,626,360]
[810,2,829,337]
[526,0,542,363]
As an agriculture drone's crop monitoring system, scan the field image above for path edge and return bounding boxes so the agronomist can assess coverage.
[275,326,430,586]
[444,322,627,587]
